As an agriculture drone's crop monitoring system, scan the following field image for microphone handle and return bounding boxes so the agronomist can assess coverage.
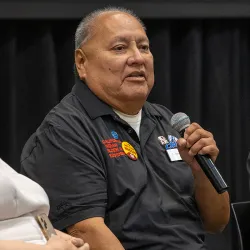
[194,154,229,194]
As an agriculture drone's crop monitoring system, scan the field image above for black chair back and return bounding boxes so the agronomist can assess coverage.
[231,201,250,250]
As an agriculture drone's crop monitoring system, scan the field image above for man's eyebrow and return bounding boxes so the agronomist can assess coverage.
[111,36,149,44]
[137,37,150,44]
[112,36,128,43]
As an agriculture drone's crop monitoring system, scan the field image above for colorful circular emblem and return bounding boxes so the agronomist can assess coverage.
[111,130,118,139]
[122,141,138,161]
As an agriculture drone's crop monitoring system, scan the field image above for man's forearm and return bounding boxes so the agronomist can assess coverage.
[193,166,230,233]
[67,218,125,250]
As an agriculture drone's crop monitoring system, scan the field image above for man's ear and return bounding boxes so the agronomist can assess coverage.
[75,48,87,80]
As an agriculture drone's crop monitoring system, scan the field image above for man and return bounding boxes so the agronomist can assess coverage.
[21,7,230,250]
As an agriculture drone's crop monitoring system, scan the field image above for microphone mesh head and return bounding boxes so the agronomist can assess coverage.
[170,112,190,132]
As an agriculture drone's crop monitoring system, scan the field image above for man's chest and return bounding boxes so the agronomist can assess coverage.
[94,119,194,201]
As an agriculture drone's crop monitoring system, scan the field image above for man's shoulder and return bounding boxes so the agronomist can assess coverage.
[41,92,89,130]
[21,92,91,163]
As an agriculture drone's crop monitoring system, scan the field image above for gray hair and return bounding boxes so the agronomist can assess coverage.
[74,6,146,49]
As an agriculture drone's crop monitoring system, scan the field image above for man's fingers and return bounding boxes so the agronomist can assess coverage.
[177,138,187,149]
[183,122,202,139]
[177,132,219,167]
[185,129,213,148]
[198,145,219,162]
[187,137,216,156]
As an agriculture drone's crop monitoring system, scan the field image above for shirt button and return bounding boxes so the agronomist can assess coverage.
[128,128,133,134]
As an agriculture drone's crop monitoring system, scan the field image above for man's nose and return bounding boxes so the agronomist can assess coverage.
[127,48,145,65]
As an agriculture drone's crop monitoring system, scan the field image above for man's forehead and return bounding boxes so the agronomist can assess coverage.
[98,11,138,23]
[95,12,144,33]
[81,11,147,49]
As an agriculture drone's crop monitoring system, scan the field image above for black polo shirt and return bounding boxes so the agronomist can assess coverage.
[20,79,206,250]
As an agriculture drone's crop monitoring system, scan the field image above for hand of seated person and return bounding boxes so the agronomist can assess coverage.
[55,229,87,248]
[46,234,89,250]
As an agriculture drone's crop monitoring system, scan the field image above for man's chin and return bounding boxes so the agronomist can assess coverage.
[123,92,149,102]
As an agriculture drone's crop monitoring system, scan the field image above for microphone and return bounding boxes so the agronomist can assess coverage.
[170,112,229,194]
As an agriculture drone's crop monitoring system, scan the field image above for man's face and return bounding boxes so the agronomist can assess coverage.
[76,12,154,110]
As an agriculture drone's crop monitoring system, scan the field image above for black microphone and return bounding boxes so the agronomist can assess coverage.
[170,112,229,194]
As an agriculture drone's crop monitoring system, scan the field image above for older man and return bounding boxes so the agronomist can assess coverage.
[21,7,230,250]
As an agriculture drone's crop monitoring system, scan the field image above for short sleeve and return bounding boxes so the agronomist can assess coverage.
[20,123,107,230]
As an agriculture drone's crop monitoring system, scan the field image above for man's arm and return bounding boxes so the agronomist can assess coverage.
[192,166,230,233]
[177,122,230,233]
[21,124,108,244]
[67,217,125,250]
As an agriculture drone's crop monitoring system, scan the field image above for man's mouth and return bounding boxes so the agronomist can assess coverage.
[126,71,146,80]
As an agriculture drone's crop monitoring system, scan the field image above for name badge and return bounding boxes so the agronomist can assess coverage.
[164,135,182,162]
[166,148,182,162]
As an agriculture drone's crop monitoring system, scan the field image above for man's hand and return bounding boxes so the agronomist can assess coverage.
[177,122,219,171]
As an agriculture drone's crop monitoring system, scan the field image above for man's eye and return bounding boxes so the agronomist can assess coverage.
[113,45,126,51]
[140,45,150,51]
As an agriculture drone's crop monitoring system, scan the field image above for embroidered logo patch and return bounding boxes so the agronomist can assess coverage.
[111,131,119,139]
[165,135,178,150]
[157,136,168,145]
[122,141,138,161]
[102,138,125,158]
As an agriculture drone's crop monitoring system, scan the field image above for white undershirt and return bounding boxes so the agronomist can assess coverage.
[113,109,142,138]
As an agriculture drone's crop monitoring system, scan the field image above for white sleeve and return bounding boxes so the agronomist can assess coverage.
[0,158,50,220]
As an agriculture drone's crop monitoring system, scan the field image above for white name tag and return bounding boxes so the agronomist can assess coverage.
[166,148,182,162]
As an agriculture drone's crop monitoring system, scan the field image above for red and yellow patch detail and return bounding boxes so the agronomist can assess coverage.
[102,139,138,160]
[122,141,138,161]
[102,139,125,158]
